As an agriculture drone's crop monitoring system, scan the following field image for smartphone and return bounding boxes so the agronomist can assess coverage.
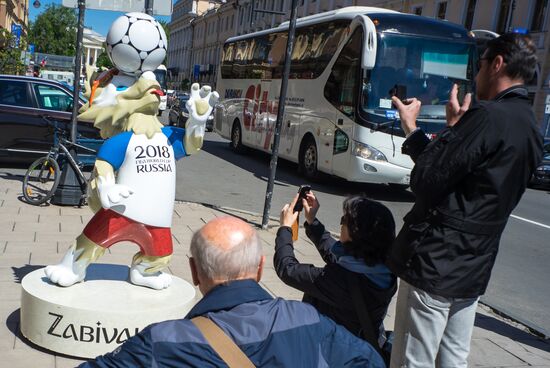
[390,84,407,108]
[293,185,311,212]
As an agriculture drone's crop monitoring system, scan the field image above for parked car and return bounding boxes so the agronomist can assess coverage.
[530,139,550,188]
[168,93,214,132]
[0,75,102,164]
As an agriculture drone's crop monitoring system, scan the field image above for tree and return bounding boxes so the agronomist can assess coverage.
[158,20,169,65]
[28,4,77,56]
[96,49,113,69]
[0,29,26,75]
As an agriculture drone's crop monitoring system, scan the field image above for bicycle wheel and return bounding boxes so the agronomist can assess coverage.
[22,157,61,205]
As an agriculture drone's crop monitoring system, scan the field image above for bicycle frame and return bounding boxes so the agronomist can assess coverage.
[57,138,97,189]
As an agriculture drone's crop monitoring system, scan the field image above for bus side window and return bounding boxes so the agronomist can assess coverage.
[324,28,363,120]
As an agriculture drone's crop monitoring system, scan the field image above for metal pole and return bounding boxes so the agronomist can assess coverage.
[70,0,85,143]
[51,0,86,206]
[145,0,154,15]
[261,0,298,229]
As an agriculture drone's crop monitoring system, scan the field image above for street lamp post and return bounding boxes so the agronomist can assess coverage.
[261,0,299,229]
[51,0,87,206]
[145,0,154,15]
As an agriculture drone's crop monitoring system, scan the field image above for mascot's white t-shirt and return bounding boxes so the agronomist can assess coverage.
[96,127,186,227]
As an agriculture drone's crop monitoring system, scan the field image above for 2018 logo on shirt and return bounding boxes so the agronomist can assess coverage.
[134,145,173,173]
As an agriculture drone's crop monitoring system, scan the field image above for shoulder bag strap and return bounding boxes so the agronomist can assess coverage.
[344,271,381,350]
[191,316,256,368]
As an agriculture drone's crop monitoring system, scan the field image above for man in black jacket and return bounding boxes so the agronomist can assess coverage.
[388,33,543,368]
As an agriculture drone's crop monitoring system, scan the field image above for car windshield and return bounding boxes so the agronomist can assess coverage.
[153,69,167,90]
[544,143,550,160]
[360,33,475,131]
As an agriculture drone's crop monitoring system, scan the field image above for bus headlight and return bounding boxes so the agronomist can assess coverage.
[352,141,387,162]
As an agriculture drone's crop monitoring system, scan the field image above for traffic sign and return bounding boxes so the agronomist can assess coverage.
[61,0,172,15]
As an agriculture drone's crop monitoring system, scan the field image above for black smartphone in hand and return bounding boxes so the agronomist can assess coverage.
[293,185,311,212]
[390,84,407,108]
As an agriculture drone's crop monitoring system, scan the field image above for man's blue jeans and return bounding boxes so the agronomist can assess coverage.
[390,281,479,368]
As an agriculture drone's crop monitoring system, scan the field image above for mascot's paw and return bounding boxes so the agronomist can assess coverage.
[186,83,220,125]
[44,264,85,287]
[97,176,134,209]
[130,267,172,290]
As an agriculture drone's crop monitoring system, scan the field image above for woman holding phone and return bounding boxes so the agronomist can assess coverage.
[275,192,397,349]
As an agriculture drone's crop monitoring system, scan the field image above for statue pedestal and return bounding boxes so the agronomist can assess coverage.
[20,264,196,359]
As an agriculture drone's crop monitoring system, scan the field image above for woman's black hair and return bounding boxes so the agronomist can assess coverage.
[341,195,395,266]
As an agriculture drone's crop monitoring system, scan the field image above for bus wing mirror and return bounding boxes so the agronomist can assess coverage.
[351,15,378,70]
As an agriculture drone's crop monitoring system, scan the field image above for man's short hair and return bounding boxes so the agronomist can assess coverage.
[190,221,262,281]
[485,33,537,83]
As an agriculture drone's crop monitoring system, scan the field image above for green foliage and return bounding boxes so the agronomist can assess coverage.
[158,20,169,65]
[96,49,113,69]
[28,4,77,56]
[181,78,190,91]
[0,29,26,75]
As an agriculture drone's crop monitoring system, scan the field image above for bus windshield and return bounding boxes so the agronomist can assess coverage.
[361,33,475,128]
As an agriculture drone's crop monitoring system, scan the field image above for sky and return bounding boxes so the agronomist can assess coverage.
[29,0,173,37]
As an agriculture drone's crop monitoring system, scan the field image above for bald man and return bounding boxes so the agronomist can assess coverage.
[82,217,385,368]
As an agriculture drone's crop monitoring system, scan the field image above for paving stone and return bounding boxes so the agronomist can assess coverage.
[0,252,31,264]
[1,231,36,242]
[467,338,526,367]
[0,281,23,300]
[0,348,56,368]
[13,222,60,233]
[0,319,17,349]
[55,355,87,368]
[35,233,80,243]
[5,241,58,254]
[489,337,550,366]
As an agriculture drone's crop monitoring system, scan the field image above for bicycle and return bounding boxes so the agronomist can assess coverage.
[22,118,98,206]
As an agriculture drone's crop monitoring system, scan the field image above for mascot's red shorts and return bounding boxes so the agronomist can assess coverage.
[83,208,173,257]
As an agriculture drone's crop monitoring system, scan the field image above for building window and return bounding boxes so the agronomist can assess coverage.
[531,0,548,31]
[437,2,447,19]
[414,6,422,15]
[496,0,512,33]
[464,0,476,29]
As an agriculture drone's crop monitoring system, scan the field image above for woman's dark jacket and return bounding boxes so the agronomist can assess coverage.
[387,86,543,298]
[274,220,397,339]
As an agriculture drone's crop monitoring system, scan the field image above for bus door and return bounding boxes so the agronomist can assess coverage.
[243,81,271,148]
[331,116,352,178]
[278,111,300,158]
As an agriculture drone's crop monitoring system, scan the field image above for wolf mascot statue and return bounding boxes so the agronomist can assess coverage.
[45,12,218,290]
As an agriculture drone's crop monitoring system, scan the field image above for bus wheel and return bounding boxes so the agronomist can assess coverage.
[230,121,244,152]
[300,137,319,180]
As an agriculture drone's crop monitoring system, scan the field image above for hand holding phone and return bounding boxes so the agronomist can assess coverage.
[293,185,311,212]
[390,84,407,109]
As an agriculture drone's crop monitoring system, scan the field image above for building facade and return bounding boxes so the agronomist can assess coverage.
[0,0,28,36]
[83,27,105,68]
[168,0,550,124]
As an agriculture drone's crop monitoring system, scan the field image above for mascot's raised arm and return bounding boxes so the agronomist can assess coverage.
[44,12,219,290]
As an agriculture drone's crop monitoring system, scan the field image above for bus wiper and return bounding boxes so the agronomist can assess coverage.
[372,120,399,131]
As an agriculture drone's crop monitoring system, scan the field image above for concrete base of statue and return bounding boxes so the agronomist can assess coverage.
[20,263,196,359]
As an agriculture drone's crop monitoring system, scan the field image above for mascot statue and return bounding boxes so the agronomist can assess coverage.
[45,12,218,290]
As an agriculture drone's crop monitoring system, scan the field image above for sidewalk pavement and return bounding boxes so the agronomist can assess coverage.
[1,174,550,368]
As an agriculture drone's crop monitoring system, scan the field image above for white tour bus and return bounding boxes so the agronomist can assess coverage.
[214,7,477,185]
